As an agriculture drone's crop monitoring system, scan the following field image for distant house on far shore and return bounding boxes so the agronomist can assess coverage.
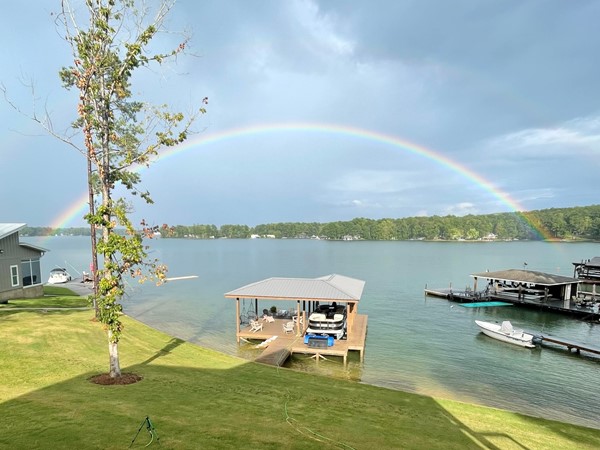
[0,223,47,303]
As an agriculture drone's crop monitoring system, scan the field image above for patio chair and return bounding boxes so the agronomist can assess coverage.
[249,320,263,333]
[282,321,294,334]
[292,315,303,325]
[262,314,275,323]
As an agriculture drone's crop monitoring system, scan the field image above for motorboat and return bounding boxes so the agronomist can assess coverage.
[47,268,72,284]
[306,303,347,340]
[475,320,536,348]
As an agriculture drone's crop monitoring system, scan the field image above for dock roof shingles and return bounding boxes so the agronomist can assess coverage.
[225,274,365,302]
[470,269,577,286]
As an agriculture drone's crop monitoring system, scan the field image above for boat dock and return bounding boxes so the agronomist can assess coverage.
[535,335,600,357]
[226,274,369,368]
[242,315,368,366]
[425,287,600,321]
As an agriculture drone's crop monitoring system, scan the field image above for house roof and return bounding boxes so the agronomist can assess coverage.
[0,223,27,240]
[20,242,49,253]
[224,274,365,302]
[470,269,578,286]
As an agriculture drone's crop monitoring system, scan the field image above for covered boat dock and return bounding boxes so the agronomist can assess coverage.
[224,274,368,366]
[573,257,600,300]
[471,269,579,305]
[426,268,600,320]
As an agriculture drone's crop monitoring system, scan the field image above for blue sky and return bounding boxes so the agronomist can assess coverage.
[1,1,599,227]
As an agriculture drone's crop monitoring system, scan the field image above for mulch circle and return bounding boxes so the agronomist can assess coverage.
[89,372,143,385]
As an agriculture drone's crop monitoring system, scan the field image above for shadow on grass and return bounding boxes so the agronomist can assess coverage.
[140,337,186,365]
[438,409,530,450]
[1,307,599,449]
[2,359,599,449]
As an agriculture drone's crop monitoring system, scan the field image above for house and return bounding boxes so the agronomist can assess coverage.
[0,223,47,303]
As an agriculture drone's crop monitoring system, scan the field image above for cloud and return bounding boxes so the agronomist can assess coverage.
[482,114,600,159]
[326,170,410,194]
[512,188,556,204]
[3,1,600,226]
[444,202,478,216]
[337,199,383,209]
[291,0,354,58]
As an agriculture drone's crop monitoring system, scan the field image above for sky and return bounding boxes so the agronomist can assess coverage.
[1,0,599,228]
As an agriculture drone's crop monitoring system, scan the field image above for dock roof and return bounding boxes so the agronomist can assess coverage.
[224,274,365,302]
[470,269,578,286]
[573,257,600,268]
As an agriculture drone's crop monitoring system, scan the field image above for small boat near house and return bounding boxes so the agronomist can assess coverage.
[47,267,72,284]
[475,320,536,348]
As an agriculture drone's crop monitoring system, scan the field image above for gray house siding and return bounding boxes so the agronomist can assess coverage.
[0,229,45,302]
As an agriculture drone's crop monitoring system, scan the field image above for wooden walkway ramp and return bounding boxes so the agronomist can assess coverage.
[254,337,296,366]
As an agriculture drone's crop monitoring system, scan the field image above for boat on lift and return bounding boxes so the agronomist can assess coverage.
[306,303,347,340]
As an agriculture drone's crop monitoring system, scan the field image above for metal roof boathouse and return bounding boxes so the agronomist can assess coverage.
[471,269,579,304]
[483,268,600,319]
[426,266,599,320]
[225,274,368,366]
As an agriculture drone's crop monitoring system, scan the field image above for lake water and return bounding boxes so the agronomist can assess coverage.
[33,236,600,429]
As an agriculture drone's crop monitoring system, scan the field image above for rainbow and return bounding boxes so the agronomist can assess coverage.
[50,191,89,231]
[49,122,553,239]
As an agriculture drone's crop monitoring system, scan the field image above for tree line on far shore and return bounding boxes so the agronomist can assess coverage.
[23,204,600,242]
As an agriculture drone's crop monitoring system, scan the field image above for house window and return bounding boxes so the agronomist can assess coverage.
[21,259,42,287]
[10,265,19,287]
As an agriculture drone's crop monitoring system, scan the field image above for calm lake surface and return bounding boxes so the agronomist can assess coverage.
[34,236,600,429]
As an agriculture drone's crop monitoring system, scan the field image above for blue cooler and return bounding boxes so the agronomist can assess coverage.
[304,334,334,347]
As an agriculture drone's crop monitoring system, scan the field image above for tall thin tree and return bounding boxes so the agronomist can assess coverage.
[58,0,205,378]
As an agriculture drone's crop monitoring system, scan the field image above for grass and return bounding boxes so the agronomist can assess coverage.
[1,289,599,449]
[0,285,89,309]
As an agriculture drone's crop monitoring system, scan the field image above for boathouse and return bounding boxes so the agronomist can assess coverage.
[471,269,579,306]
[224,274,368,366]
[573,257,600,299]
[425,267,598,320]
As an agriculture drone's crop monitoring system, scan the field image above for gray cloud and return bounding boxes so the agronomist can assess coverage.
[1,0,599,227]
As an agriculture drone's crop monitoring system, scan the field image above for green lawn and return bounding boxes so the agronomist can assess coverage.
[1,290,599,449]
[0,285,89,309]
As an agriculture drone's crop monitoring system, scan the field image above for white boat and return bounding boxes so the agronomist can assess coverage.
[47,268,72,284]
[475,320,536,348]
[306,303,347,340]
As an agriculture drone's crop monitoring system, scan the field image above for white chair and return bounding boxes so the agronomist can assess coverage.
[282,321,294,334]
[262,315,275,323]
[292,315,303,325]
[250,320,263,333]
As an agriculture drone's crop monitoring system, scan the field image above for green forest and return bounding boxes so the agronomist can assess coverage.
[23,204,600,241]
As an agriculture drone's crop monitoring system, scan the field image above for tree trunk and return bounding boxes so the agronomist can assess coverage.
[87,152,99,317]
[108,331,121,378]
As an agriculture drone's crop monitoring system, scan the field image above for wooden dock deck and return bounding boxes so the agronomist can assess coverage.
[291,314,368,365]
[536,335,600,356]
[239,315,368,367]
